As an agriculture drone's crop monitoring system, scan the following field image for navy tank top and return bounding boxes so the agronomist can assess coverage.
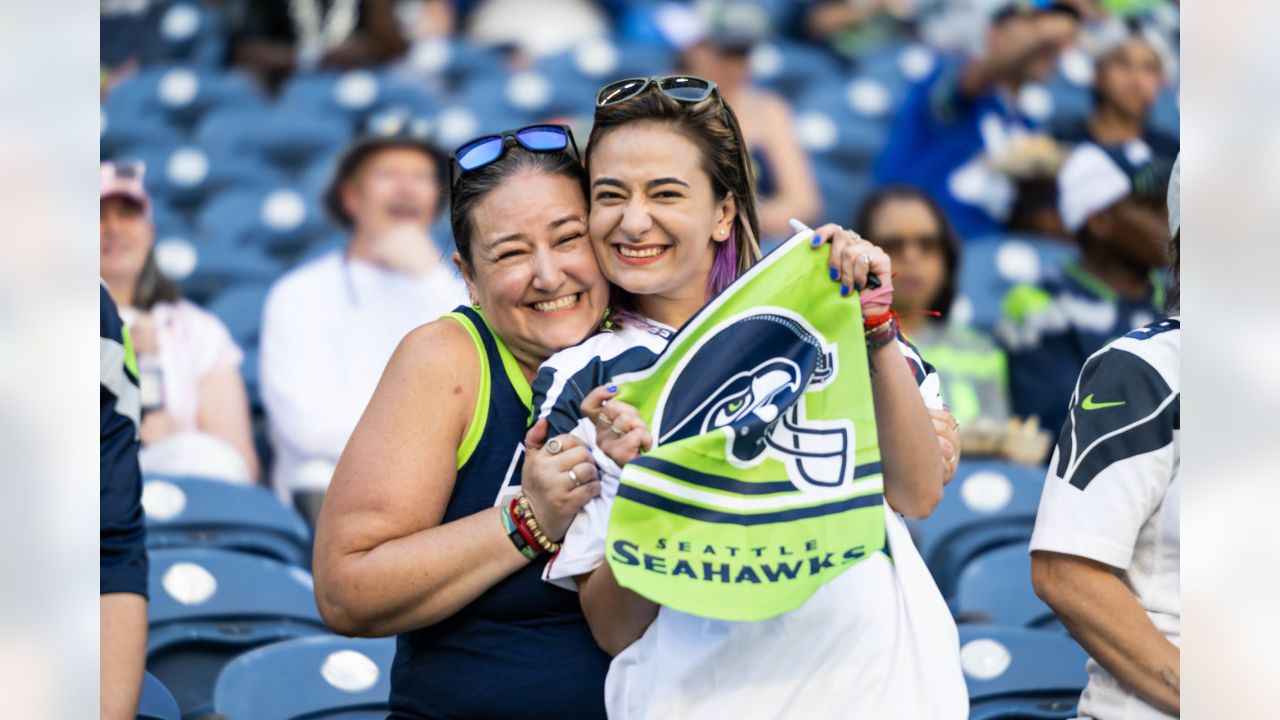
[388,306,610,720]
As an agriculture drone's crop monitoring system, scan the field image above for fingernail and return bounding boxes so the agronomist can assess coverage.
[854,281,862,292]
[606,384,617,393]
[829,268,839,281]
[810,235,821,247]
[840,285,850,297]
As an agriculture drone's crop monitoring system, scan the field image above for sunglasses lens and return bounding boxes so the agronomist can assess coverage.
[659,76,713,102]
[456,137,504,171]
[516,126,569,151]
[597,78,647,106]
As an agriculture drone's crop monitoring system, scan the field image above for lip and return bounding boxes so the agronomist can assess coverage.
[612,243,671,265]
[526,292,583,317]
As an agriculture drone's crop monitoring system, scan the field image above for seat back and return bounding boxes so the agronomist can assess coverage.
[214,635,396,719]
[137,671,181,720]
[954,544,1057,628]
[958,626,1088,705]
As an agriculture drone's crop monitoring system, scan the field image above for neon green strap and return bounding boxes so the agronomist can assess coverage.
[445,312,490,470]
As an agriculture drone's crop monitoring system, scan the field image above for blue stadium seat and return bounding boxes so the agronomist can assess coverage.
[197,106,354,171]
[141,475,311,567]
[146,548,328,718]
[204,283,271,351]
[397,37,508,89]
[958,626,1088,718]
[104,64,266,129]
[954,544,1057,629]
[115,142,288,209]
[198,185,330,256]
[793,82,891,171]
[907,460,1046,599]
[149,0,227,68]
[138,671,181,720]
[213,635,397,719]
[169,236,287,307]
[811,162,873,231]
[1150,88,1179,139]
[748,39,841,98]
[953,234,1079,332]
[855,42,940,111]
[278,70,435,125]
[100,106,183,160]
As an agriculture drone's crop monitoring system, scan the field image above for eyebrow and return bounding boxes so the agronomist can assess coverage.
[549,213,584,229]
[591,177,691,191]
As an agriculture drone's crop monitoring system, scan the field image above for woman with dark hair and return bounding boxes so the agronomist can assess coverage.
[854,186,1013,439]
[99,162,260,483]
[526,78,966,718]
[312,127,613,719]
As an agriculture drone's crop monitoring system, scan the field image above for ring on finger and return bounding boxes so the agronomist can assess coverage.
[568,468,580,487]
[596,412,613,428]
[861,252,871,266]
[610,423,626,437]
[546,437,563,455]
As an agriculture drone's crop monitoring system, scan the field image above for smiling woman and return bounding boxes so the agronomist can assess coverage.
[311,128,613,720]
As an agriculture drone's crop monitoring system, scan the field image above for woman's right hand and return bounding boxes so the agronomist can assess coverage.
[581,384,653,468]
[521,419,601,542]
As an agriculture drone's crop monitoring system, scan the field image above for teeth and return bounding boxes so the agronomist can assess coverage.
[532,294,579,312]
[618,245,666,258]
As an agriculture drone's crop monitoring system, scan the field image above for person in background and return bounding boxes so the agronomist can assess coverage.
[874,0,1082,240]
[996,141,1171,457]
[801,0,918,61]
[214,0,409,92]
[100,162,260,484]
[1052,15,1178,167]
[1030,153,1181,718]
[100,283,148,720]
[676,0,820,240]
[260,111,467,520]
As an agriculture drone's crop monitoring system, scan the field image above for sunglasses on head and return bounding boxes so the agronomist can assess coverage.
[596,75,721,108]
[450,124,580,187]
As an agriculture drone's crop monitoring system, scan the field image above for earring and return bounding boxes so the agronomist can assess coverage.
[720,229,728,237]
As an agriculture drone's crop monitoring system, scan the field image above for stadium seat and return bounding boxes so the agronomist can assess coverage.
[278,70,436,126]
[907,460,1046,599]
[138,671,181,720]
[748,39,841,99]
[397,37,508,89]
[204,283,271,351]
[149,0,227,68]
[198,185,330,256]
[146,548,328,718]
[854,41,940,111]
[115,142,288,209]
[198,106,354,171]
[1150,88,1180,139]
[954,544,1057,629]
[953,234,1079,331]
[958,626,1088,718]
[167,236,287,307]
[793,81,891,171]
[811,162,873,230]
[213,635,397,719]
[141,475,311,566]
[104,64,266,129]
[100,106,183,160]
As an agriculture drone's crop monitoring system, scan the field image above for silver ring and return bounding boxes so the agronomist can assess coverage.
[596,411,612,428]
[546,437,563,455]
[569,468,580,487]
[861,252,871,266]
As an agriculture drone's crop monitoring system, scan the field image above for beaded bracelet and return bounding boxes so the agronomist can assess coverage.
[515,493,562,554]
[865,314,898,354]
[500,501,541,560]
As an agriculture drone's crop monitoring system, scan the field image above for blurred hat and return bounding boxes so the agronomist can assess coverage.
[1081,16,1177,83]
[100,161,151,218]
[1058,140,1173,233]
[323,108,448,230]
[656,0,769,52]
[1167,152,1180,237]
[991,0,1082,25]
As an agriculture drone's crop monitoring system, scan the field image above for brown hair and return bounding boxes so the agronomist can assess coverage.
[586,85,762,298]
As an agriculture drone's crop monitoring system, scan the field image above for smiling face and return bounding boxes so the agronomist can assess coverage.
[100,195,153,289]
[587,122,735,326]
[456,169,608,375]
[342,146,440,236]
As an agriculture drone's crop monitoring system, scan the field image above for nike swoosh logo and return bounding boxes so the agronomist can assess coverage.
[1081,394,1126,410]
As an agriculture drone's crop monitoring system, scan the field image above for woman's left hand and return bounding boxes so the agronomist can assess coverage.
[807,223,893,314]
[581,384,653,468]
[929,406,961,485]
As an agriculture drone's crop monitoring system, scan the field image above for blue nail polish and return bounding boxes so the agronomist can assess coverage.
[606,384,618,393]
[810,236,822,247]
[854,282,862,292]
[829,268,839,281]
[840,285,850,297]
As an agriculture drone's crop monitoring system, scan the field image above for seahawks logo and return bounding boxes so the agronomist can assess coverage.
[656,311,855,489]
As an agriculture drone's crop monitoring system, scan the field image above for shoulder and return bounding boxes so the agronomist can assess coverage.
[167,299,233,335]
[398,314,479,370]
[1096,318,1180,390]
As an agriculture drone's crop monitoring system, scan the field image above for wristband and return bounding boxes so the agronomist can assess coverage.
[500,501,541,560]
[515,493,562,554]
[865,313,898,354]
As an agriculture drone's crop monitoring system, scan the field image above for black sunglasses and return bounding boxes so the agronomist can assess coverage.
[449,124,580,187]
[596,75,721,108]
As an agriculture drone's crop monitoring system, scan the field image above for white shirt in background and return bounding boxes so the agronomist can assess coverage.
[121,299,252,483]
[1030,318,1181,720]
[259,247,468,503]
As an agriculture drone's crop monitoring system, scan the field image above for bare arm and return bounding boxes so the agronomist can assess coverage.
[100,593,147,720]
[756,95,821,237]
[195,369,261,482]
[1032,551,1179,713]
[312,320,528,637]
[576,563,659,657]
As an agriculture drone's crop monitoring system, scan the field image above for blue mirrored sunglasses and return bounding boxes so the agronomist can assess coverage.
[450,124,579,187]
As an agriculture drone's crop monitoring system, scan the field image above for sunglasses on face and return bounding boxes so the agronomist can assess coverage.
[596,75,721,108]
[449,124,580,187]
[875,234,944,256]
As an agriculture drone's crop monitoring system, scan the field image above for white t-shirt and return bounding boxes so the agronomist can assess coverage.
[534,317,967,720]
[121,299,251,483]
[1030,318,1180,720]
[259,248,468,502]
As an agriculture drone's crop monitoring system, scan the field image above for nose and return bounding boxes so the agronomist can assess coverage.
[529,246,567,294]
[618,197,652,240]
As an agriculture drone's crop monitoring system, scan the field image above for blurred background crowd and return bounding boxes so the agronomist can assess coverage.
[99,0,1179,716]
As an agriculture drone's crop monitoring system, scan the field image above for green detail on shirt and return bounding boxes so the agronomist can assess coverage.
[120,323,138,380]
[1002,284,1054,323]
[447,312,490,470]
[476,311,533,421]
